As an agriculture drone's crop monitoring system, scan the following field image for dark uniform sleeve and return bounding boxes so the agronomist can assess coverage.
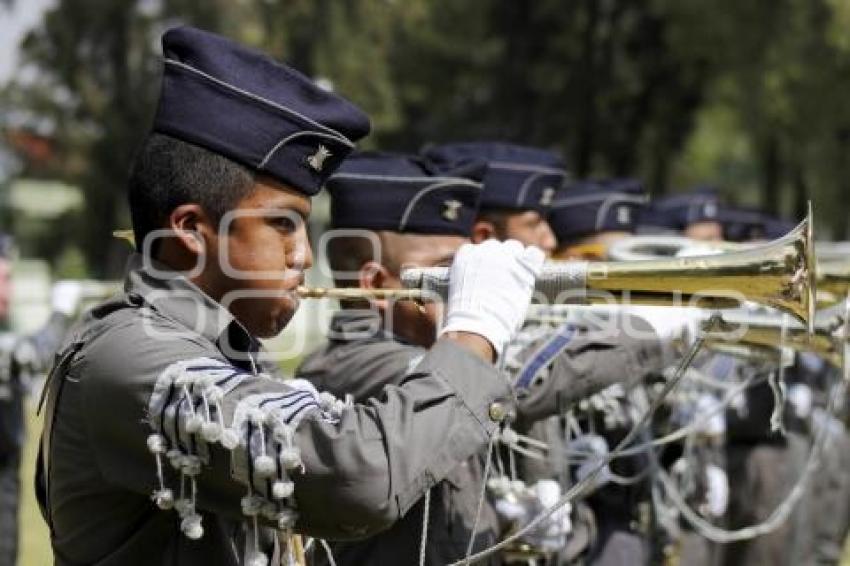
[73,315,509,541]
[298,337,425,401]
[513,315,664,426]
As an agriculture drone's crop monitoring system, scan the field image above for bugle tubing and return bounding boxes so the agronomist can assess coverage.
[402,208,816,330]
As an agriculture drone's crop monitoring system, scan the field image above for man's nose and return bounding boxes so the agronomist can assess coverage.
[538,221,557,256]
[294,229,314,270]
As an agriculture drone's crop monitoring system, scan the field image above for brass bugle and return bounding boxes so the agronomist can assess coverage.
[817,261,850,303]
[704,311,843,367]
[294,286,425,301]
[114,205,817,330]
[815,241,850,264]
[113,230,136,246]
[402,208,816,331]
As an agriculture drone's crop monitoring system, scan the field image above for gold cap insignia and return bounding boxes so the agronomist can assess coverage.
[306,145,332,172]
[540,187,556,206]
[442,199,463,221]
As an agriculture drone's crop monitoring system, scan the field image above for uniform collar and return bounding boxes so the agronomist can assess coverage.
[123,253,260,354]
[329,309,414,346]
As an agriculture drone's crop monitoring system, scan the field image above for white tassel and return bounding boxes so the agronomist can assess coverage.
[146,434,174,510]
[254,454,277,478]
[272,479,294,500]
[221,428,240,450]
[253,413,276,478]
[181,513,204,539]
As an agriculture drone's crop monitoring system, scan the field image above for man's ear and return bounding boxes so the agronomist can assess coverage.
[168,203,215,257]
[359,260,391,309]
[471,219,496,244]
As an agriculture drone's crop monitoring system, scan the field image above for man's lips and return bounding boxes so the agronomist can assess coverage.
[281,271,305,291]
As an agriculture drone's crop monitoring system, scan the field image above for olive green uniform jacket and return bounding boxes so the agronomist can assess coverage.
[298,310,665,565]
[36,256,511,566]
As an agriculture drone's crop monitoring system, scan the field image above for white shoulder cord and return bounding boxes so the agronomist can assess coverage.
[768,315,789,434]
[463,433,498,561]
[301,538,337,566]
[418,488,432,566]
[656,375,845,543]
[451,316,716,565]
[656,304,850,545]
[320,540,338,566]
[505,363,758,465]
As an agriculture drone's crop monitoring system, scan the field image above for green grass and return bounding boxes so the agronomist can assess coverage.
[20,404,51,566]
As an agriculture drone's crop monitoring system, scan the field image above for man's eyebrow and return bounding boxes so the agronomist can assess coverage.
[264,202,311,221]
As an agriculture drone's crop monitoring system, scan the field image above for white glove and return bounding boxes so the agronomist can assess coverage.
[704,464,729,517]
[524,480,572,552]
[694,394,726,436]
[51,280,84,316]
[788,383,813,419]
[490,479,572,552]
[440,239,544,356]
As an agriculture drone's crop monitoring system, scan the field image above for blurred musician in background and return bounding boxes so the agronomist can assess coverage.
[640,186,724,242]
[0,235,83,566]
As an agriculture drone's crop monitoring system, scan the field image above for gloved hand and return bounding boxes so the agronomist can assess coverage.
[440,239,544,357]
[703,464,729,517]
[787,383,813,419]
[490,479,572,552]
[524,479,572,552]
[51,280,84,316]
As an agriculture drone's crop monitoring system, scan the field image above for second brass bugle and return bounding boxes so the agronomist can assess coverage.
[402,211,816,330]
[703,310,844,367]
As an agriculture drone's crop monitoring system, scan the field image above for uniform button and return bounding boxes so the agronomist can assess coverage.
[488,402,507,422]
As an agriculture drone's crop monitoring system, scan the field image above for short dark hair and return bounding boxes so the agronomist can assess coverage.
[127,133,256,252]
[326,232,403,288]
[477,208,512,239]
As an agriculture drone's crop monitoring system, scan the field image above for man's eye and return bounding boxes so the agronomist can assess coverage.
[272,216,298,232]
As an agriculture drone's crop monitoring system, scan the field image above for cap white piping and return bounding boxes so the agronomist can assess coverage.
[259,130,351,169]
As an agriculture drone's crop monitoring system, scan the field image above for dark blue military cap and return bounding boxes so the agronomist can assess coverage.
[421,142,567,213]
[716,207,796,241]
[327,152,485,236]
[640,186,721,231]
[548,178,648,241]
[715,206,767,242]
[757,212,795,240]
[153,26,370,196]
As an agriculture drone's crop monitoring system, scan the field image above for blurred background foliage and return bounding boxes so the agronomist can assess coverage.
[2,0,850,277]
